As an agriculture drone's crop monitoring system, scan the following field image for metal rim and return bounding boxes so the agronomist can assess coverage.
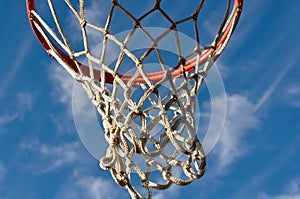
[26,0,243,85]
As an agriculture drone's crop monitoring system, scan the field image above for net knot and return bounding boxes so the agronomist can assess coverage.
[80,19,87,27]
[134,21,141,28]
[192,13,199,20]
[111,135,121,146]
[112,0,118,6]
[162,170,171,181]
[199,70,208,78]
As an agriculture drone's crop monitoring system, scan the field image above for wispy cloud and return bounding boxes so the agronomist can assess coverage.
[232,131,300,199]
[254,61,293,111]
[20,140,84,174]
[65,1,109,53]
[0,113,19,126]
[49,64,74,108]
[48,61,102,136]
[284,82,300,108]
[57,170,180,199]
[0,161,6,197]
[64,176,124,199]
[0,161,6,181]
[0,35,33,98]
[233,1,272,46]
[17,93,33,111]
[16,92,34,121]
[210,94,258,174]
[152,185,180,199]
[259,178,300,199]
[241,2,300,112]
[0,92,34,132]
[47,61,84,136]
[253,40,299,111]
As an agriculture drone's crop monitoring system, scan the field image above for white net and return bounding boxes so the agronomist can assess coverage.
[28,0,243,198]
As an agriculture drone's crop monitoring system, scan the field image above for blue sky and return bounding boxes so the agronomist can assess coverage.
[1,1,300,199]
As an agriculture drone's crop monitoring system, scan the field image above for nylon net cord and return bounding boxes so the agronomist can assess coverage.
[29,0,241,198]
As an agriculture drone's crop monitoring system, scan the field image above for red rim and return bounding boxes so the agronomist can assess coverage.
[27,0,243,85]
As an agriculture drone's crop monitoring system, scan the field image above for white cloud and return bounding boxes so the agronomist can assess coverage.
[49,64,74,108]
[16,92,34,122]
[57,172,180,199]
[285,84,300,108]
[49,60,103,134]
[286,87,300,95]
[152,185,180,199]
[57,175,126,199]
[260,195,300,199]
[20,140,84,174]
[0,113,19,126]
[17,92,33,111]
[65,1,109,53]
[211,94,258,173]
[0,92,34,132]
[84,1,108,26]
[0,35,33,98]
[259,179,300,199]
[49,61,97,117]
[75,177,122,199]
[48,62,82,135]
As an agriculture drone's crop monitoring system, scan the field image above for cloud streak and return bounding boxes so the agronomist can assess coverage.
[259,178,300,199]
[244,2,300,112]
[254,63,291,111]
[210,94,258,174]
[254,50,298,111]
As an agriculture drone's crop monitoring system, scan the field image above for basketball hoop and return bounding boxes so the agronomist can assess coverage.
[27,0,243,198]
